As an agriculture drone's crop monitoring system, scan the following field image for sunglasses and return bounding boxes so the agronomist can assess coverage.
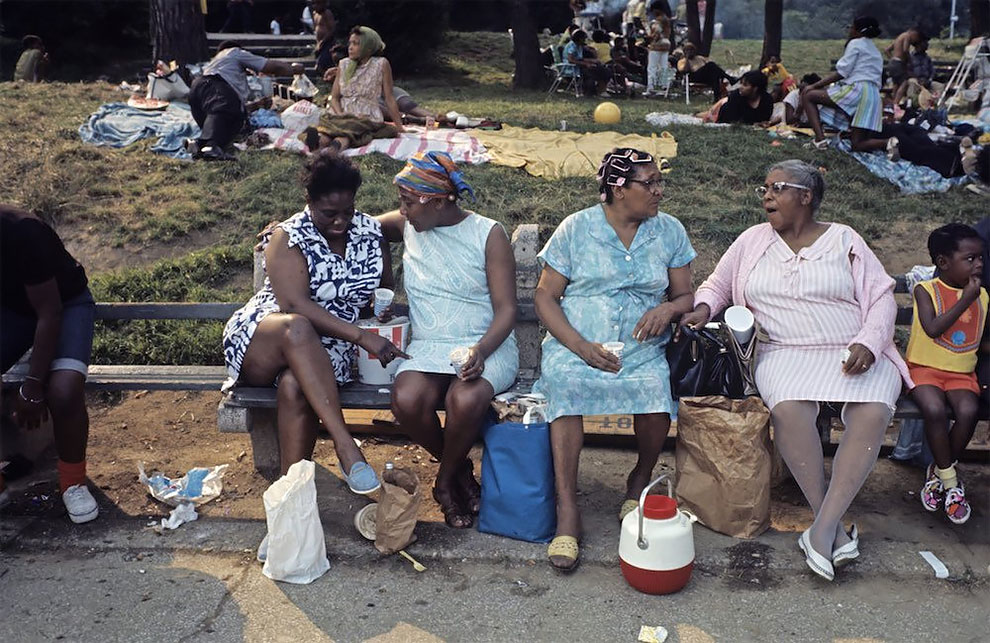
[626,177,664,192]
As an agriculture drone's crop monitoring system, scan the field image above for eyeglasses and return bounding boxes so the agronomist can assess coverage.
[627,178,664,192]
[755,181,810,198]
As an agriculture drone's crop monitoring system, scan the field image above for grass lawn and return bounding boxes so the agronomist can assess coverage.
[0,33,984,364]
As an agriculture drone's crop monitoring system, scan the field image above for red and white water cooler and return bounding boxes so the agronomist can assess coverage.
[619,475,698,595]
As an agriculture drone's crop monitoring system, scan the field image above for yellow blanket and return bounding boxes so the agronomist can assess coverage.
[473,126,677,180]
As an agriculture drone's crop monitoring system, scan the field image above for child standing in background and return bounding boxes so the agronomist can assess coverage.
[906,223,988,525]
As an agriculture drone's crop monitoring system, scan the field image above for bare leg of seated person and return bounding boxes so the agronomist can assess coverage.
[549,415,584,568]
[238,313,365,474]
[441,377,494,516]
[391,371,473,528]
[625,413,671,500]
[275,370,320,475]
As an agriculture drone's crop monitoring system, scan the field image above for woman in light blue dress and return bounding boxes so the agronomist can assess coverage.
[534,148,696,571]
[379,152,519,529]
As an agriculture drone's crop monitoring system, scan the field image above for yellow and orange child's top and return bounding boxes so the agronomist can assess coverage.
[906,278,988,373]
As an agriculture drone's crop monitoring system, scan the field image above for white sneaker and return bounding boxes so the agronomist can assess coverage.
[63,484,98,524]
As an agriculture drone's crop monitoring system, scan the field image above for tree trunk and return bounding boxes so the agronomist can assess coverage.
[972,0,990,38]
[150,0,208,68]
[686,0,702,47]
[700,0,717,56]
[760,0,783,67]
[510,0,544,90]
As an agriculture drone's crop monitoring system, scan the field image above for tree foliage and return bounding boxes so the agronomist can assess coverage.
[715,0,969,39]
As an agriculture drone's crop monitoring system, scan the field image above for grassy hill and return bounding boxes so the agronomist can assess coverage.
[0,33,983,364]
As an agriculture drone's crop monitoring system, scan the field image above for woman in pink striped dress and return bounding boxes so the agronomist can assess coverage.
[680,160,913,582]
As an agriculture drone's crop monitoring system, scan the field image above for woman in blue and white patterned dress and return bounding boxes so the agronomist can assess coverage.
[534,148,696,571]
[223,152,408,505]
[379,152,518,530]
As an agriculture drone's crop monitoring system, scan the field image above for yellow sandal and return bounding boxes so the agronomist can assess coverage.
[618,499,639,522]
[547,535,580,572]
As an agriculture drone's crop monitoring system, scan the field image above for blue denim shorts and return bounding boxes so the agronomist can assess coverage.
[1,289,95,378]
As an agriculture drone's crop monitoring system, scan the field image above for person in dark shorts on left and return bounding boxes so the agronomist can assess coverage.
[1,205,98,523]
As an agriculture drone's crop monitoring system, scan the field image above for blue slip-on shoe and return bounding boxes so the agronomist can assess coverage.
[342,462,381,495]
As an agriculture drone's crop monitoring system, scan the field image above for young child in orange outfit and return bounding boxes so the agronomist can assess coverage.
[907,223,988,524]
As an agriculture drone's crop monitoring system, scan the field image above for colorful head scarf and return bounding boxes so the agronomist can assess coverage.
[393,151,476,202]
[343,26,385,84]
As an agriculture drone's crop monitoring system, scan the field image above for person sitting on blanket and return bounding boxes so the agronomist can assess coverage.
[680,160,913,582]
[893,37,936,108]
[380,152,519,530]
[221,152,409,561]
[761,55,796,95]
[321,44,438,127]
[13,35,48,82]
[187,41,305,161]
[533,148,697,572]
[305,26,405,153]
[800,16,889,152]
[764,73,820,127]
[676,41,737,102]
[717,70,773,125]
[1,205,99,524]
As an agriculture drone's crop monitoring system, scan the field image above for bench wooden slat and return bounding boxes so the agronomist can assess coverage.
[95,302,240,321]
[2,364,227,391]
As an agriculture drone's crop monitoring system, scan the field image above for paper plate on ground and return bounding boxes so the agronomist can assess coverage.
[127,96,169,110]
[354,502,378,540]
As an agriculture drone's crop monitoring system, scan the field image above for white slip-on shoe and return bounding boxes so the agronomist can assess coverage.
[62,484,99,524]
[798,528,834,581]
[831,523,859,566]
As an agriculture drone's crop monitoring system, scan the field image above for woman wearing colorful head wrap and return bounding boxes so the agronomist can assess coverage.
[378,152,519,530]
[800,16,887,152]
[305,25,405,152]
[533,148,696,572]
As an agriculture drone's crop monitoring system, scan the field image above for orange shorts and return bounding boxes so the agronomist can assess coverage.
[908,363,980,394]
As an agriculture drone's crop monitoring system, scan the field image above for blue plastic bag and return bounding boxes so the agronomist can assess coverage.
[479,409,556,543]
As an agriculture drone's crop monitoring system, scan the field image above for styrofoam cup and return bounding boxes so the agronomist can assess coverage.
[602,341,624,365]
[724,306,755,345]
[449,347,472,372]
[373,288,394,317]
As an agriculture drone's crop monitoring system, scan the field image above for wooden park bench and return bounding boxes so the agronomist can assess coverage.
[4,226,985,475]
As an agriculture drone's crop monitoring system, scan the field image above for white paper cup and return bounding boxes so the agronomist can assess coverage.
[373,288,394,317]
[449,347,472,372]
[354,503,378,540]
[724,306,755,345]
[602,341,624,365]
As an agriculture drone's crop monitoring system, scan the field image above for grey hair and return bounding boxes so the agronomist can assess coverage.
[767,159,825,214]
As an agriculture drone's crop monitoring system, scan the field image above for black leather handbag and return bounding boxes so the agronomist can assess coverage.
[667,324,747,399]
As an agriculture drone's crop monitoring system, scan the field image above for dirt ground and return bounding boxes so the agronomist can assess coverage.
[3,390,986,536]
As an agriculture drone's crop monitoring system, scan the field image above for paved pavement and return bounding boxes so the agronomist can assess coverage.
[1,447,988,642]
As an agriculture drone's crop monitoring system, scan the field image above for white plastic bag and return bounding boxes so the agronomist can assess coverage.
[262,460,331,584]
[280,100,322,133]
[147,72,190,101]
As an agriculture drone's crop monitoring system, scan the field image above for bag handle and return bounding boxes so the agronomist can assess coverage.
[637,474,673,550]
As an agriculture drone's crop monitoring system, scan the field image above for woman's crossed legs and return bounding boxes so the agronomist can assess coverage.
[239,313,365,476]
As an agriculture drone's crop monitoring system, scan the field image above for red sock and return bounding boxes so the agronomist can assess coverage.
[57,459,87,493]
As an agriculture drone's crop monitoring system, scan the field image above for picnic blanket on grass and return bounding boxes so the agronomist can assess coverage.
[473,126,678,179]
[79,102,199,159]
[834,138,970,195]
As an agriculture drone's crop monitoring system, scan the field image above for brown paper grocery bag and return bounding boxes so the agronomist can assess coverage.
[374,466,421,555]
[674,395,772,538]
